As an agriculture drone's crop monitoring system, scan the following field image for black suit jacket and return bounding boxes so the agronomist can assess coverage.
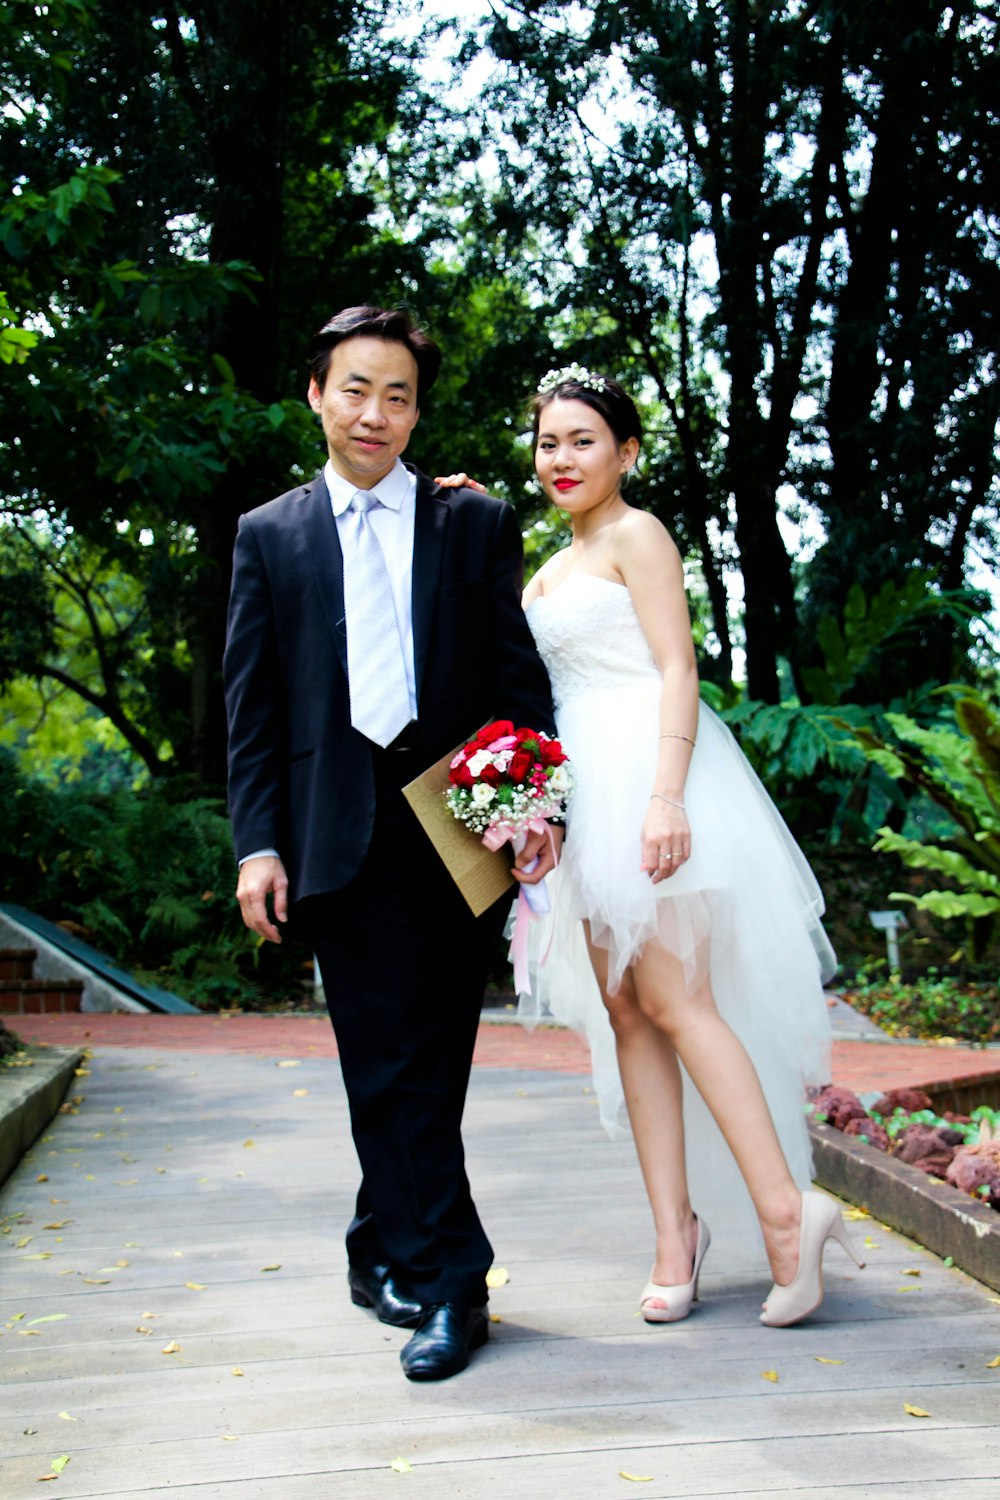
[223,466,556,904]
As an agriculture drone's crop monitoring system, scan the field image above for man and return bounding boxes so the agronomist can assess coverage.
[224,306,558,1381]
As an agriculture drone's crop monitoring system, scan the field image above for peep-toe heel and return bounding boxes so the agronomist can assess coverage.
[640,1217,712,1324]
[760,1190,865,1328]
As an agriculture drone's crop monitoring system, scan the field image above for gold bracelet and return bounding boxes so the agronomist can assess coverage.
[651,793,685,810]
[659,733,696,745]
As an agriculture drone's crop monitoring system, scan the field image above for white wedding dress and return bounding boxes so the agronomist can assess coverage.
[522,573,835,1268]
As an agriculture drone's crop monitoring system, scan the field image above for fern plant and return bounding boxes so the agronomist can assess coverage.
[842,691,1000,963]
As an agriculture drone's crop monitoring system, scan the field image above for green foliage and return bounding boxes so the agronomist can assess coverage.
[0,749,309,1008]
[841,964,1000,1045]
[801,576,983,707]
[842,691,1000,960]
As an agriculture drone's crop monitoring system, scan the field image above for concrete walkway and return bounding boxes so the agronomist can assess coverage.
[3,1024,999,1498]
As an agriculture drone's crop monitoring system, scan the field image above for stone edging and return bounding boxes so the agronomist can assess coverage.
[0,1046,85,1189]
[809,1119,1000,1294]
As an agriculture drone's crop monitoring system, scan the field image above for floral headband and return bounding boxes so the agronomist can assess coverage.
[536,362,608,395]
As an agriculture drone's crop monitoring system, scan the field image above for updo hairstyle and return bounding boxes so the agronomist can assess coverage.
[531,372,643,450]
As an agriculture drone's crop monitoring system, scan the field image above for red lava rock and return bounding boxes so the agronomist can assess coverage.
[870,1087,935,1116]
[893,1123,964,1167]
[945,1127,1000,1203]
[812,1086,869,1131]
[842,1116,890,1151]
[912,1153,957,1180]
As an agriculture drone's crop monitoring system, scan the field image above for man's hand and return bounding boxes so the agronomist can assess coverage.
[511,823,564,885]
[236,855,289,943]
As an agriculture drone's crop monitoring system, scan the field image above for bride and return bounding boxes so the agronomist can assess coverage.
[443,366,863,1325]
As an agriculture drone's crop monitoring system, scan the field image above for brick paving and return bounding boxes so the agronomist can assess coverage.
[11,1008,1000,1096]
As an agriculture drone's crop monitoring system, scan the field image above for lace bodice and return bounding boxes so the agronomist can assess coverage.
[526,573,660,706]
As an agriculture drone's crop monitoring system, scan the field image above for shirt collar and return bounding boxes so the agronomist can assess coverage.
[324,458,409,516]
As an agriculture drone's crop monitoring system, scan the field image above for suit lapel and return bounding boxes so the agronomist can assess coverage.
[410,470,449,703]
[300,475,348,678]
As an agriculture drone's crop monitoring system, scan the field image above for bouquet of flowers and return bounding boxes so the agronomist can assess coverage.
[446,721,573,995]
[446,720,573,840]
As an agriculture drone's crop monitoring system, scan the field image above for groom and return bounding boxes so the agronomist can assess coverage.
[224,305,558,1380]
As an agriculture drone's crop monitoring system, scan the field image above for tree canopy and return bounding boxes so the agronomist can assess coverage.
[2,0,997,790]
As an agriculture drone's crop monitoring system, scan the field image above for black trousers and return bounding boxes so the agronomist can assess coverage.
[296,745,508,1309]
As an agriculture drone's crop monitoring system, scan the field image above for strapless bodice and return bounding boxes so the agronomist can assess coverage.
[526,573,660,706]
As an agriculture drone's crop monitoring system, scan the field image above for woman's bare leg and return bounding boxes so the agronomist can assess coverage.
[630,939,802,1285]
[585,927,698,1301]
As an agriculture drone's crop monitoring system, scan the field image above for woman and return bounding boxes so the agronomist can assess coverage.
[442,366,863,1325]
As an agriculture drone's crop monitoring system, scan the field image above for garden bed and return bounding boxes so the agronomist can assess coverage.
[809,1119,1000,1294]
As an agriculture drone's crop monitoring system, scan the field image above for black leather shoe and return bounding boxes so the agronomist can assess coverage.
[399,1302,488,1381]
[348,1263,423,1329]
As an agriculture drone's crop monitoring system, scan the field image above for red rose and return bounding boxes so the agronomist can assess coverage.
[479,762,501,786]
[449,762,474,789]
[509,749,533,784]
[477,720,513,745]
[540,738,567,766]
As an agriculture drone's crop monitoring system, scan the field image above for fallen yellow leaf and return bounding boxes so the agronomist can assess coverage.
[761,1370,779,1383]
[135,1326,152,1335]
[390,1457,413,1473]
[843,1208,869,1221]
[896,1286,919,1293]
[232,1366,244,1377]
[863,1236,881,1249]
[814,1357,844,1365]
[902,1268,921,1277]
[619,1474,654,1483]
[904,1403,931,1418]
[161,1341,182,1354]
[36,1175,48,1183]
[27,1315,67,1326]
[58,1413,77,1422]
[43,1221,70,1230]
[292,1089,309,1097]
[243,1139,255,1148]
[485,1266,509,1288]
[986,1356,1000,1369]
[82,1278,111,1286]
[221,1435,239,1442]
[277,1060,301,1068]
[489,1314,502,1324]
[185,1282,207,1291]
[260,1264,281,1273]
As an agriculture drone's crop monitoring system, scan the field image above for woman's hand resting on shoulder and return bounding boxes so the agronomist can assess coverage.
[641,797,691,884]
[434,472,488,492]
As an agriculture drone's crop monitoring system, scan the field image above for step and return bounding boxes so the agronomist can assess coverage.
[0,947,38,981]
[0,978,85,1014]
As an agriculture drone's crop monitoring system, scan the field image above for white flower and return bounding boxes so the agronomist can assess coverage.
[549,764,570,793]
[467,750,494,777]
[471,782,496,808]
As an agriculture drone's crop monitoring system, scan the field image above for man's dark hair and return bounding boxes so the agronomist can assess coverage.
[308,306,442,400]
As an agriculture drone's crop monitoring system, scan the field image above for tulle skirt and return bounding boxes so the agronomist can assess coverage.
[518,683,835,1269]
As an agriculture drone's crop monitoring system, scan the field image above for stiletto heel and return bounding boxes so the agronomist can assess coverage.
[760,1190,864,1327]
[640,1217,711,1324]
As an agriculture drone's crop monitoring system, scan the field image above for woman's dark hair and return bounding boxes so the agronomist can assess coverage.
[308,306,442,400]
[531,371,643,448]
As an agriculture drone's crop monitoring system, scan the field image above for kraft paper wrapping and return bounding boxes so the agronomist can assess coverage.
[402,742,515,916]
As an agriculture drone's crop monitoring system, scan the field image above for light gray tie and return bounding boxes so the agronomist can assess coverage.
[344,490,412,747]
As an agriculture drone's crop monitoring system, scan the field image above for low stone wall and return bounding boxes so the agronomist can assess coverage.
[809,1120,1000,1293]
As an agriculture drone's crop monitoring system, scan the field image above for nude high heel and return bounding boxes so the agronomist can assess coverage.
[759,1190,865,1327]
[640,1216,711,1324]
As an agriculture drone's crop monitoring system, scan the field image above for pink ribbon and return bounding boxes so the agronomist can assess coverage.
[482,818,558,995]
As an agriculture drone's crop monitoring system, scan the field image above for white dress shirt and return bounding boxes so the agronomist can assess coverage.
[325,458,418,718]
[239,460,418,866]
